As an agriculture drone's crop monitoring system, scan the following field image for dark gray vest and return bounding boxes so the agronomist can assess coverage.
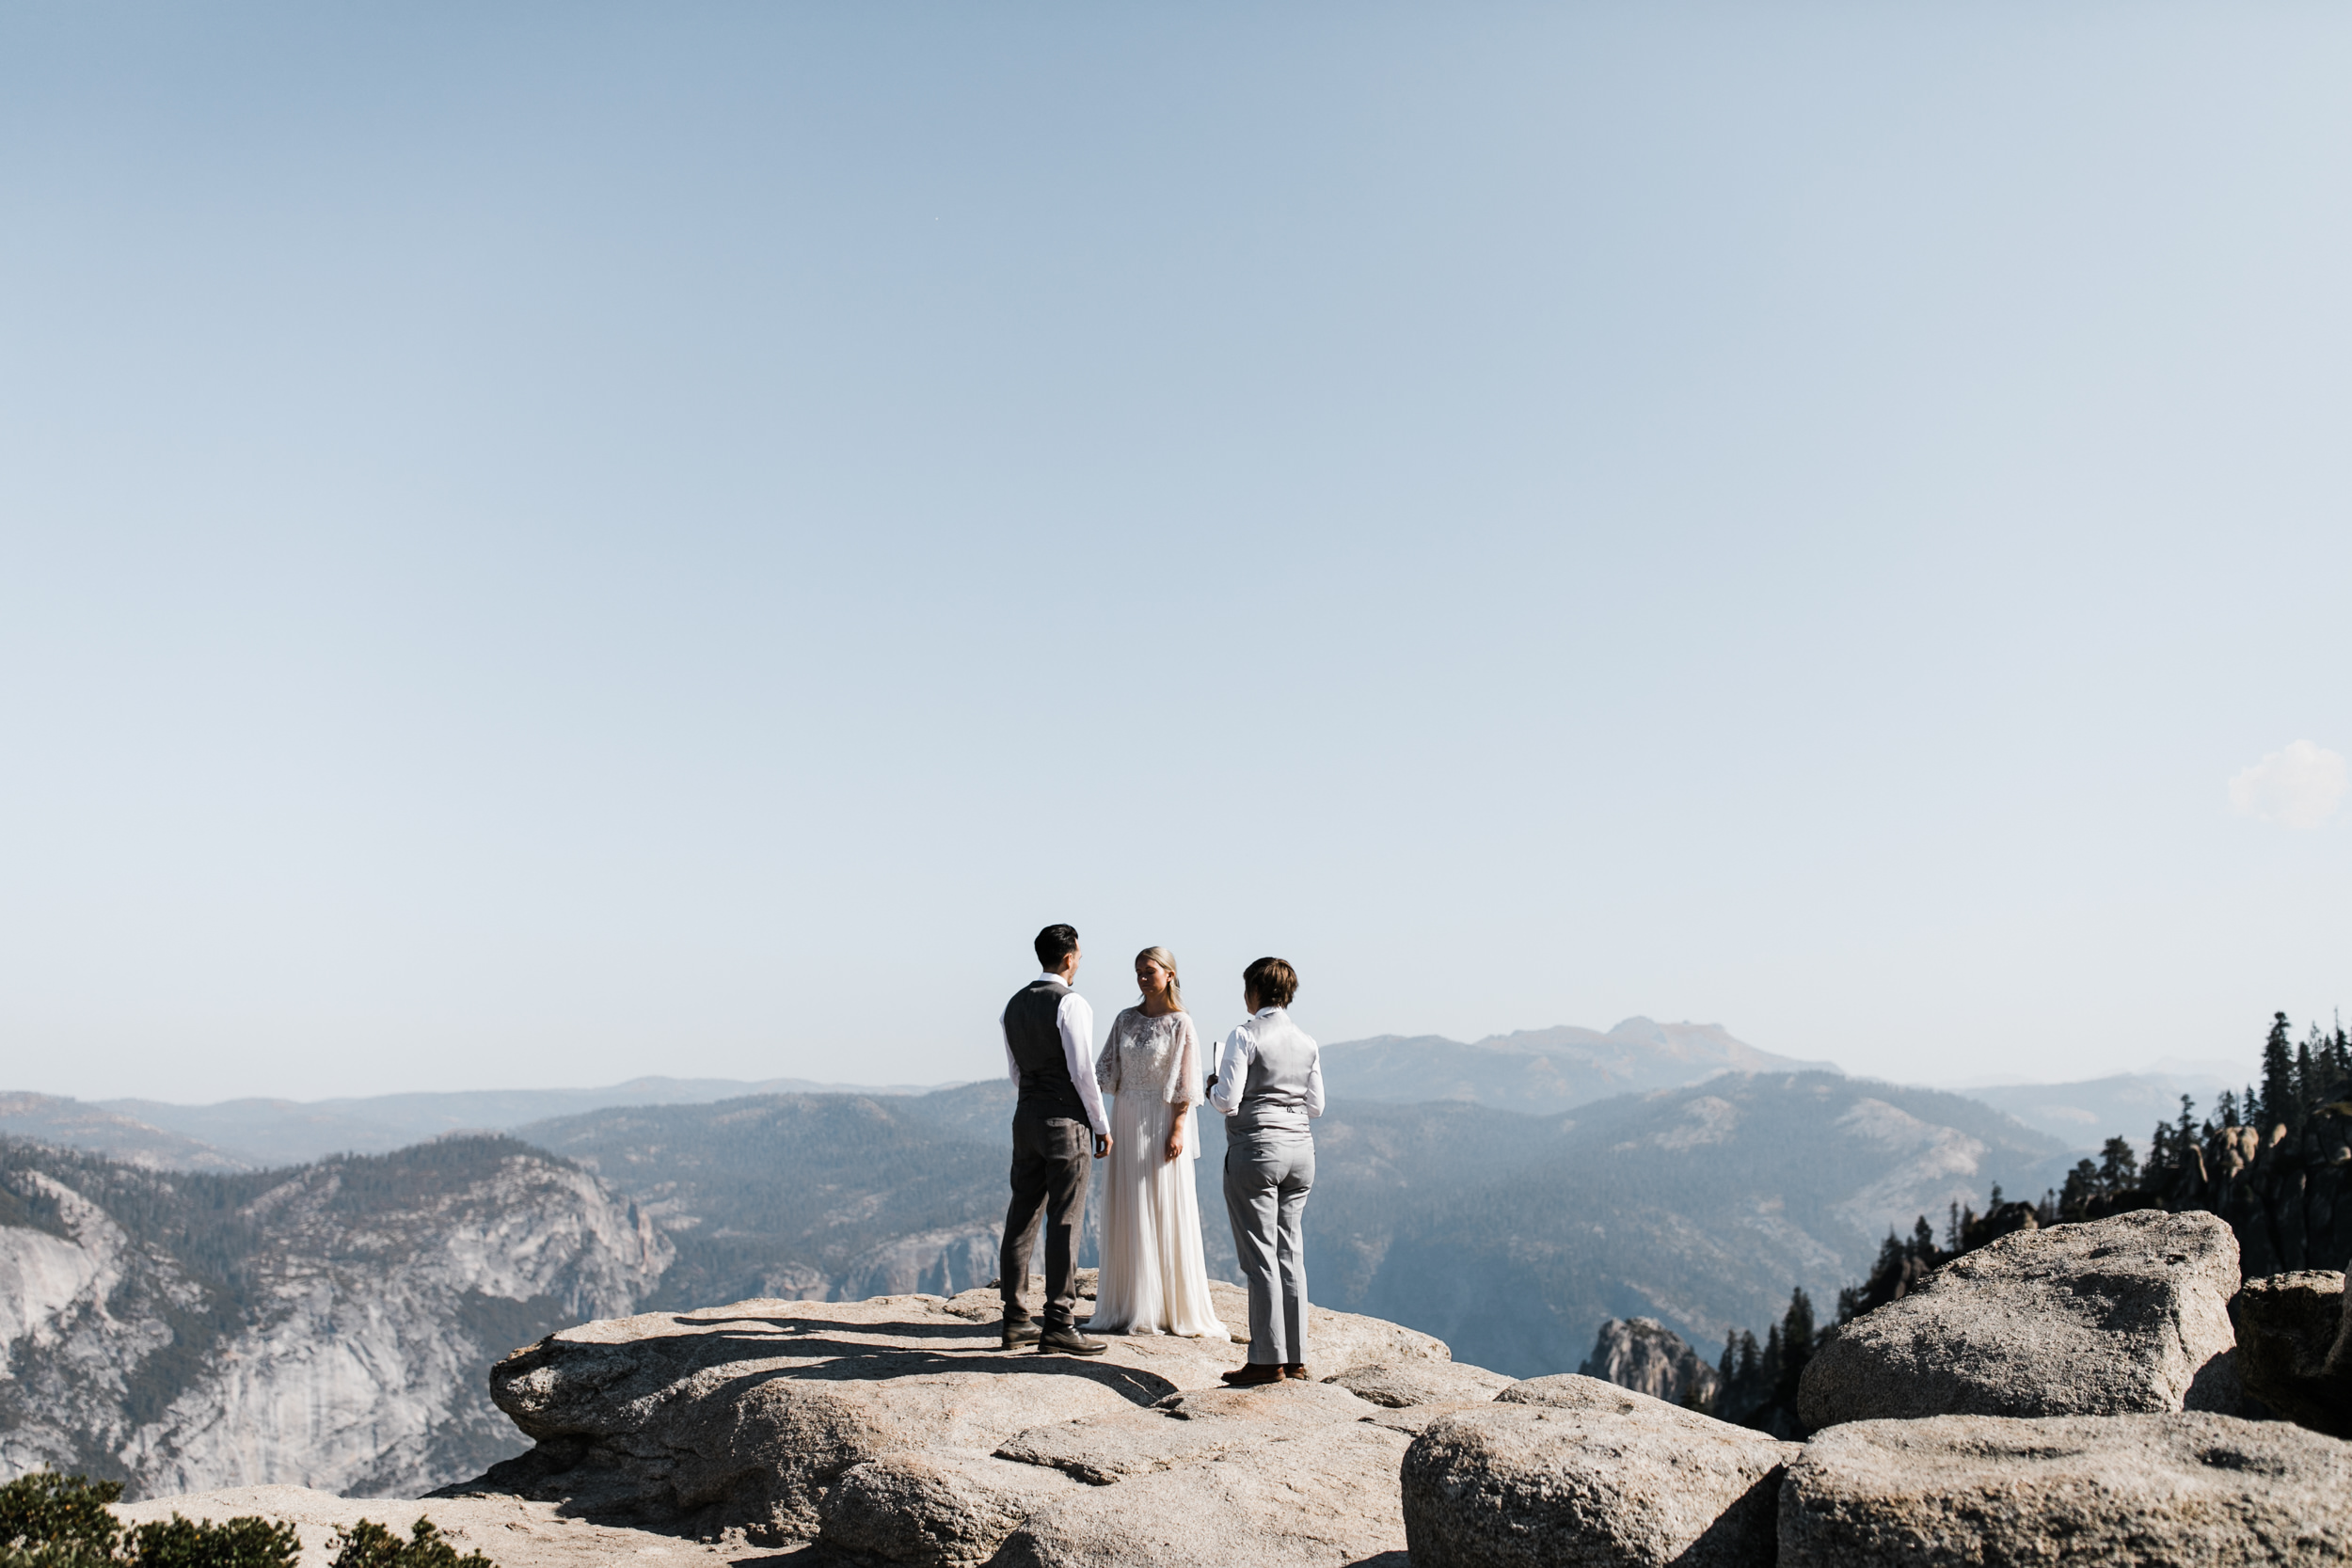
[1004,978,1087,1118]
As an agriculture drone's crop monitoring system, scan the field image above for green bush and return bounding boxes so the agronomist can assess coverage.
[1,1544,122,1568]
[0,1473,122,1561]
[126,1517,298,1568]
[325,1520,493,1568]
[0,1471,486,1568]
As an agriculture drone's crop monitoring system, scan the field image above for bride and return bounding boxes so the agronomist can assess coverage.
[1089,946,1229,1338]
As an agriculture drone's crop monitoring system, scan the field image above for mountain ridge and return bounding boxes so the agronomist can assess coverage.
[1318,1015,1839,1117]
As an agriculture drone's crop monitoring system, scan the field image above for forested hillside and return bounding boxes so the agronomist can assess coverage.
[528,1073,2065,1379]
[0,1066,2071,1492]
[516,1091,1012,1306]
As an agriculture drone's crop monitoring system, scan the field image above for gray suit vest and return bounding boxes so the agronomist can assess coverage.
[1230,1009,1321,1139]
[1004,978,1088,1119]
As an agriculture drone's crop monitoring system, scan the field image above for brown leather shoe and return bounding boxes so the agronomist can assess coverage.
[1000,1321,1041,1349]
[1282,1364,1310,1381]
[1036,1325,1107,1356]
[1220,1362,1285,1386]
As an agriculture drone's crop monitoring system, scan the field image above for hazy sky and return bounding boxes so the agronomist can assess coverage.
[5,4,2350,1103]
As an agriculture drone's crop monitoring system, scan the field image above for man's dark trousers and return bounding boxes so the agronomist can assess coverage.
[1001,1105,1091,1330]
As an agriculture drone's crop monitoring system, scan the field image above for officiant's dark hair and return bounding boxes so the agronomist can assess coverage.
[1244,957,1297,1008]
[1034,925,1080,969]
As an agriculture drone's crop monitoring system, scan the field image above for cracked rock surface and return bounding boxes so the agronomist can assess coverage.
[1402,1377,1797,1568]
[1781,1412,2352,1567]
[435,1281,1461,1565]
[1798,1209,2242,1428]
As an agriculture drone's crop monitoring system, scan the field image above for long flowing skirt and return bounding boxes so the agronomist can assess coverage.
[1090,1092,1229,1338]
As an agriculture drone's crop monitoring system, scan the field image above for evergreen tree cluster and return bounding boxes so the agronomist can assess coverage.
[1700,1008,2352,1438]
[2136,1012,2352,1200]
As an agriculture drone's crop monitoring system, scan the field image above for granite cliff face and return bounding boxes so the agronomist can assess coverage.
[0,1135,667,1498]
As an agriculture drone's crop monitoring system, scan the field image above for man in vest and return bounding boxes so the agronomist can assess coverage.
[1209,955,1323,1385]
[998,923,1113,1354]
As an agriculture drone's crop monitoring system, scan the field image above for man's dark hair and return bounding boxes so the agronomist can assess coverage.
[1034,925,1080,970]
[1244,957,1298,1008]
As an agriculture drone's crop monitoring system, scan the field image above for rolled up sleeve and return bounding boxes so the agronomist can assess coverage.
[1209,1028,1250,1117]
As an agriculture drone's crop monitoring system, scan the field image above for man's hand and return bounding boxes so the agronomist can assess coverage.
[1093,1132,1113,1160]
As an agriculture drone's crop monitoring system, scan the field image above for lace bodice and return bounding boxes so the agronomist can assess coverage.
[1094,1008,1202,1106]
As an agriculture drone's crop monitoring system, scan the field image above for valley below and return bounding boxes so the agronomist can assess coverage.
[0,1019,2223,1497]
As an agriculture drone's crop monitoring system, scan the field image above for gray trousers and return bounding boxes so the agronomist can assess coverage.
[1223,1133,1314,1365]
[1002,1107,1091,1330]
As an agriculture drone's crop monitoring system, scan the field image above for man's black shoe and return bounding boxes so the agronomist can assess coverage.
[1035,1325,1107,1356]
[1000,1321,1041,1349]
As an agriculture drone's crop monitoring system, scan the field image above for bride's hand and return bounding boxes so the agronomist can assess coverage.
[1163,1126,1184,1163]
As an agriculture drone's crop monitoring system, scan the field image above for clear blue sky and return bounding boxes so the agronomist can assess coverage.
[4,3,2348,1102]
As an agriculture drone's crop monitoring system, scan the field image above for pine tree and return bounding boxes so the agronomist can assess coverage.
[1911,1216,1937,1259]
[2060,1159,2098,1219]
[2098,1135,2138,1194]
[2296,1032,2318,1126]
[2217,1087,2240,1129]
[2261,1012,2296,1133]
[1774,1289,1818,1412]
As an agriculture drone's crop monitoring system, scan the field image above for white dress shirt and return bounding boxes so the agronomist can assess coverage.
[1003,971,1111,1138]
[1210,1006,1325,1137]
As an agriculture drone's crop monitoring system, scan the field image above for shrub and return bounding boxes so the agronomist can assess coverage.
[0,1473,122,1564]
[0,1471,479,1568]
[325,1520,493,1568]
[126,1517,298,1568]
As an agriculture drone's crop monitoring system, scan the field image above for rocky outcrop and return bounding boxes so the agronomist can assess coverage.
[1402,1375,1797,1567]
[1578,1317,1720,1408]
[446,1279,1459,1564]
[1798,1209,2240,1429]
[1781,1412,2352,1565]
[2233,1268,2352,1436]
[1323,1358,1514,1409]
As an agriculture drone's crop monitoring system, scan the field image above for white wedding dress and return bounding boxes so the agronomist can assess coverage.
[1089,1007,1230,1338]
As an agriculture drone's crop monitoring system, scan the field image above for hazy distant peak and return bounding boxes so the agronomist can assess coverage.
[0,1092,251,1171]
[1463,1018,1839,1073]
[1321,1017,1841,1117]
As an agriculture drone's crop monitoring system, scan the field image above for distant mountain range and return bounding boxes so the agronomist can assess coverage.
[1962,1070,2237,1154]
[1,1015,2220,1179]
[1321,1016,1841,1117]
[3,1016,1820,1168]
[0,1076,943,1170]
[510,1069,2066,1377]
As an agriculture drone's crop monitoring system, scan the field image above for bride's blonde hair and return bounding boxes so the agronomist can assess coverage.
[1136,945,1184,1010]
